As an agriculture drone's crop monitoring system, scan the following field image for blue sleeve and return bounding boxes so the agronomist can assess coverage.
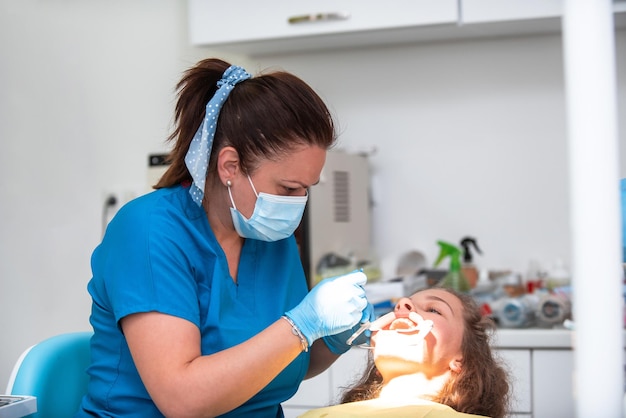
[93,196,201,328]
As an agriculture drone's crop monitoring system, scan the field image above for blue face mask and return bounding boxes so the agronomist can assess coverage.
[228,176,308,242]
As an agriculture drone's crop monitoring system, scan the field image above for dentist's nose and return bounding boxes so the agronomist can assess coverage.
[394,297,415,318]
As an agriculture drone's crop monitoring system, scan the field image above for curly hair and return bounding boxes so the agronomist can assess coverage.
[340,288,510,418]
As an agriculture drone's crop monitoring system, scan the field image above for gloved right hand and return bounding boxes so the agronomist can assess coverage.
[285,270,368,347]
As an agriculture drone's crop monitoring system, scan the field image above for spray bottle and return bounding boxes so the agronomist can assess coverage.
[434,241,471,292]
[460,237,482,288]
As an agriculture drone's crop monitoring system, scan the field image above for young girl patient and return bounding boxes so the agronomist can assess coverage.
[300,288,510,418]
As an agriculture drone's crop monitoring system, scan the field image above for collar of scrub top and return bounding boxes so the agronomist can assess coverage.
[184,65,252,206]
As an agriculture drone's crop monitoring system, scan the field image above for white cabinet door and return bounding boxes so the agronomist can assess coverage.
[282,348,369,415]
[283,406,310,418]
[329,348,370,404]
[283,369,331,409]
[461,0,626,23]
[496,349,532,415]
[532,350,575,418]
[461,0,562,24]
[188,0,457,53]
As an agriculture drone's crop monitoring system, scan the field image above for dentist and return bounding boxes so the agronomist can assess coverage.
[76,58,372,418]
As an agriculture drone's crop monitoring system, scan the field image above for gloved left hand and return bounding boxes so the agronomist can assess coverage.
[323,301,375,354]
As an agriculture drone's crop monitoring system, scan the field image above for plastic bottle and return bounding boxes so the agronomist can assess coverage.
[535,292,572,328]
[525,259,545,294]
[546,258,570,290]
[495,294,539,328]
[434,241,471,292]
[460,237,482,288]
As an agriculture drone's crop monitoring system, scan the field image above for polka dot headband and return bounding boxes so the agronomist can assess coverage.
[184,65,252,206]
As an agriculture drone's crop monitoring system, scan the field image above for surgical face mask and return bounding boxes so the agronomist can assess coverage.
[228,175,308,242]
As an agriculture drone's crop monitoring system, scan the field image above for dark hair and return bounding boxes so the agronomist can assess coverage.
[340,288,510,418]
[156,58,336,189]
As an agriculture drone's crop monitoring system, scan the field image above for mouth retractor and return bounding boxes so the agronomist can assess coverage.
[346,311,434,347]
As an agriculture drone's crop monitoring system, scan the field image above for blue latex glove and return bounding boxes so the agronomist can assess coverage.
[285,270,368,347]
[323,301,375,354]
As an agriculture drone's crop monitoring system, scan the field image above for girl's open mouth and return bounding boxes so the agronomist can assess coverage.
[346,311,434,348]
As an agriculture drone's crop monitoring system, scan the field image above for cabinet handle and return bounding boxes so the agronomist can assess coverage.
[288,12,350,25]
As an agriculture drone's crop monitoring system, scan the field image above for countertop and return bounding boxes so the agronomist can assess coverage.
[493,327,626,349]
[492,328,574,349]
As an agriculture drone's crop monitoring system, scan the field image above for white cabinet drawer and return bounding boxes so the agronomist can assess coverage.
[188,0,457,53]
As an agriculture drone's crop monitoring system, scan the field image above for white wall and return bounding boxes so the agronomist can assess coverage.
[0,0,624,389]
[0,0,248,387]
[254,30,625,277]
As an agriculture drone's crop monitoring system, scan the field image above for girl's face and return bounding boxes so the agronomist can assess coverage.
[371,288,466,381]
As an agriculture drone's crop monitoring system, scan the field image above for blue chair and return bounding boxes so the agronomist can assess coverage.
[5,332,93,418]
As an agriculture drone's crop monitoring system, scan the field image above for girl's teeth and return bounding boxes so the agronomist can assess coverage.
[369,311,431,334]
[389,317,416,331]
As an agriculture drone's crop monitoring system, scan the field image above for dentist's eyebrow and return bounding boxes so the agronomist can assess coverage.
[282,178,320,188]
[425,295,455,317]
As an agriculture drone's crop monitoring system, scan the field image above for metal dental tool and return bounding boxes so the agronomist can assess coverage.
[345,321,371,346]
[346,311,397,345]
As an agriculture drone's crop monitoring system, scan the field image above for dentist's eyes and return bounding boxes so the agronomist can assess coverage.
[282,186,307,195]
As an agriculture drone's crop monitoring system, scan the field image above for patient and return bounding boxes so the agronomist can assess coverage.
[300,288,510,418]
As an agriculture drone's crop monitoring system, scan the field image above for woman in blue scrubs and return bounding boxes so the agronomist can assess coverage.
[77,58,372,417]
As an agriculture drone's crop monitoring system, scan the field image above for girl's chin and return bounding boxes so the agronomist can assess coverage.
[374,356,423,381]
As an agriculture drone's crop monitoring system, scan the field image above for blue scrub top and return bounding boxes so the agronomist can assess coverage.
[77,185,310,417]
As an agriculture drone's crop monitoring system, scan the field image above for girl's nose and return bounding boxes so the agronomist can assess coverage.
[394,297,415,318]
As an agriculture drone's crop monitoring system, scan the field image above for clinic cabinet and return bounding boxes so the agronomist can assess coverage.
[187,0,457,54]
[452,0,626,25]
[461,0,562,24]
[281,329,598,418]
[187,1,624,55]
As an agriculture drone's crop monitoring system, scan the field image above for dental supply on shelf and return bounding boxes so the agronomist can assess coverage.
[434,240,471,292]
[535,289,572,328]
[493,293,540,328]
[460,236,482,288]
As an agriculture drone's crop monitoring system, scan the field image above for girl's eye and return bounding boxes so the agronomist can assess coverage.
[427,307,442,315]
